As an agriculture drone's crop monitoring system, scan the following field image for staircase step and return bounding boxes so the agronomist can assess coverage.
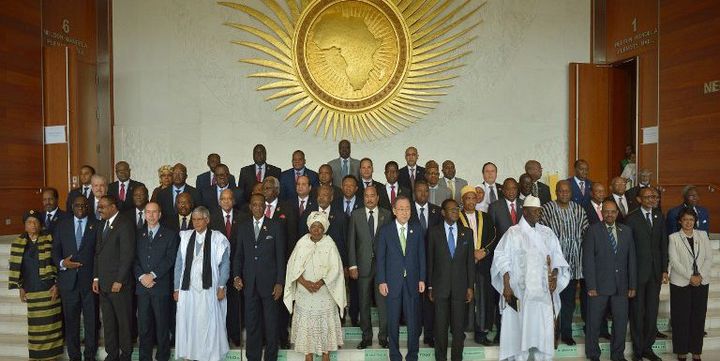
[0,314,27,335]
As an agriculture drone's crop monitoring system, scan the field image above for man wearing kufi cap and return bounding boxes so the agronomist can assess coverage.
[490,195,570,361]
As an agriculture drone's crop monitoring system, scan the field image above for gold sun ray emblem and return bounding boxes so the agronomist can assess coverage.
[219,0,484,141]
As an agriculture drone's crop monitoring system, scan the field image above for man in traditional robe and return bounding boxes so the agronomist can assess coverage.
[490,195,570,361]
[173,206,231,361]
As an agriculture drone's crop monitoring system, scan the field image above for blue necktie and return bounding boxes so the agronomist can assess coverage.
[174,189,181,206]
[345,200,351,216]
[419,207,427,231]
[342,159,349,176]
[75,220,83,249]
[448,225,456,257]
[608,225,617,254]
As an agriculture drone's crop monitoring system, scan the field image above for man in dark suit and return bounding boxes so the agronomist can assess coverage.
[40,187,68,234]
[666,185,711,234]
[156,163,201,222]
[348,185,391,349]
[379,161,412,210]
[66,164,96,212]
[457,186,498,346]
[337,174,363,326]
[233,193,286,361]
[398,146,425,191]
[52,195,98,361]
[583,200,637,361]
[134,202,177,361]
[162,192,194,233]
[327,139,360,186]
[376,195,426,361]
[525,160,551,205]
[625,169,662,212]
[196,153,237,190]
[92,195,136,361]
[237,144,282,201]
[427,198,474,361]
[261,176,297,348]
[625,187,668,361]
[518,173,533,203]
[300,185,348,264]
[279,150,319,201]
[199,163,244,210]
[210,188,247,346]
[122,185,149,231]
[585,183,607,225]
[310,164,343,202]
[107,161,146,212]
[608,176,630,223]
[410,180,442,346]
[293,175,315,221]
[356,157,385,200]
[488,178,523,239]
[568,159,592,207]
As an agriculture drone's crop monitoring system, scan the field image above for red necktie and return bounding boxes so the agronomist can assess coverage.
[225,214,232,238]
[256,167,262,182]
[596,205,603,221]
[265,204,272,218]
[299,200,305,215]
[211,175,216,187]
[390,185,396,204]
[510,202,517,224]
[119,183,126,201]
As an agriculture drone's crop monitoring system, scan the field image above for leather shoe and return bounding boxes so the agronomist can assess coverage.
[589,358,600,361]
[475,336,493,346]
[656,331,668,339]
[280,340,291,349]
[356,340,371,349]
[379,339,389,348]
[492,334,501,345]
[600,332,612,340]
[631,355,642,361]
[611,358,629,361]
[642,351,662,361]
[561,337,576,346]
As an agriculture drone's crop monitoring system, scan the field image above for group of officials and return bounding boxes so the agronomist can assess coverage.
[8,140,713,361]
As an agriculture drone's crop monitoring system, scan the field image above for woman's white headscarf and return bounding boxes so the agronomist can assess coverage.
[306,211,330,233]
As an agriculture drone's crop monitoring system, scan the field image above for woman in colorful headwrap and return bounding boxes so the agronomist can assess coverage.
[8,210,63,360]
[151,164,174,201]
[284,211,346,361]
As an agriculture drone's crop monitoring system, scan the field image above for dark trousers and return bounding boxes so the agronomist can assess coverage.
[560,279,586,339]
[348,278,359,324]
[434,296,467,361]
[226,282,242,344]
[630,275,661,357]
[137,293,171,361]
[586,293,629,360]
[277,298,290,344]
[359,275,387,342]
[473,269,497,337]
[670,284,708,355]
[421,291,434,342]
[386,280,420,361]
[99,288,133,361]
[245,288,279,361]
[60,287,98,361]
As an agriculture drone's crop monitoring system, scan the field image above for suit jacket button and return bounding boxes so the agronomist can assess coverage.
[616,270,619,272]
[254,257,258,261]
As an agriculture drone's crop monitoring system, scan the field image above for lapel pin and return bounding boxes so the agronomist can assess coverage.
[89,225,93,230]
[461,232,465,237]
[263,226,267,231]
[409,229,414,234]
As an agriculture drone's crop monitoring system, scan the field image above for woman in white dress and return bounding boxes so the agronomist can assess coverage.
[284,211,346,361]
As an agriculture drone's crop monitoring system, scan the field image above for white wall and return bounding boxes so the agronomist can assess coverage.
[112,0,590,188]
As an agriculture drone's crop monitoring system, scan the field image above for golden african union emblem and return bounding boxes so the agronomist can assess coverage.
[220,0,483,140]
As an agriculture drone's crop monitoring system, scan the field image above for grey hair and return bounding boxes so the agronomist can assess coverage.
[264,176,280,189]
[191,206,211,220]
[639,169,652,176]
[90,174,108,185]
[681,185,696,198]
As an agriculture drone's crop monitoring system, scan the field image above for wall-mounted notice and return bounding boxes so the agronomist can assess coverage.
[44,125,67,144]
[642,126,658,144]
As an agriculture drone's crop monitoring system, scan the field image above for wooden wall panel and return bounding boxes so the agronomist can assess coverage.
[658,0,720,231]
[0,0,44,234]
[604,0,658,63]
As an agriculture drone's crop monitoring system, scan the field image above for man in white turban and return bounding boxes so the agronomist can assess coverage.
[284,211,346,361]
[490,195,570,361]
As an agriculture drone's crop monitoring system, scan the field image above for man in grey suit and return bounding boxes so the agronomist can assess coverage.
[348,185,392,349]
[425,161,451,206]
[441,160,468,203]
[328,139,360,187]
[583,200,637,361]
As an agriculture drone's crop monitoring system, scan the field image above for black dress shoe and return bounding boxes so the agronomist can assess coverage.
[379,339,389,348]
[611,358,629,361]
[631,355,642,361]
[600,332,612,340]
[589,357,600,361]
[351,320,360,327]
[280,340,292,349]
[656,331,668,339]
[356,340,371,349]
[475,336,493,346]
[492,335,501,344]
[561,337,576,346]
[642,351,662,361]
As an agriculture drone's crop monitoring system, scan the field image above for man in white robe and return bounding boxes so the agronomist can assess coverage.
[491,195,570,361]
[173,206,231,361]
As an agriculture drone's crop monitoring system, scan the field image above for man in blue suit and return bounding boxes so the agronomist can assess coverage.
[40,187,68,234]
[376,195,426,361]
[196,153,237,189]
[279,150,319,201]
[666,185,710,234]
[51,195,99,361]
[134,202,177,361]
[568,159,593,207]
